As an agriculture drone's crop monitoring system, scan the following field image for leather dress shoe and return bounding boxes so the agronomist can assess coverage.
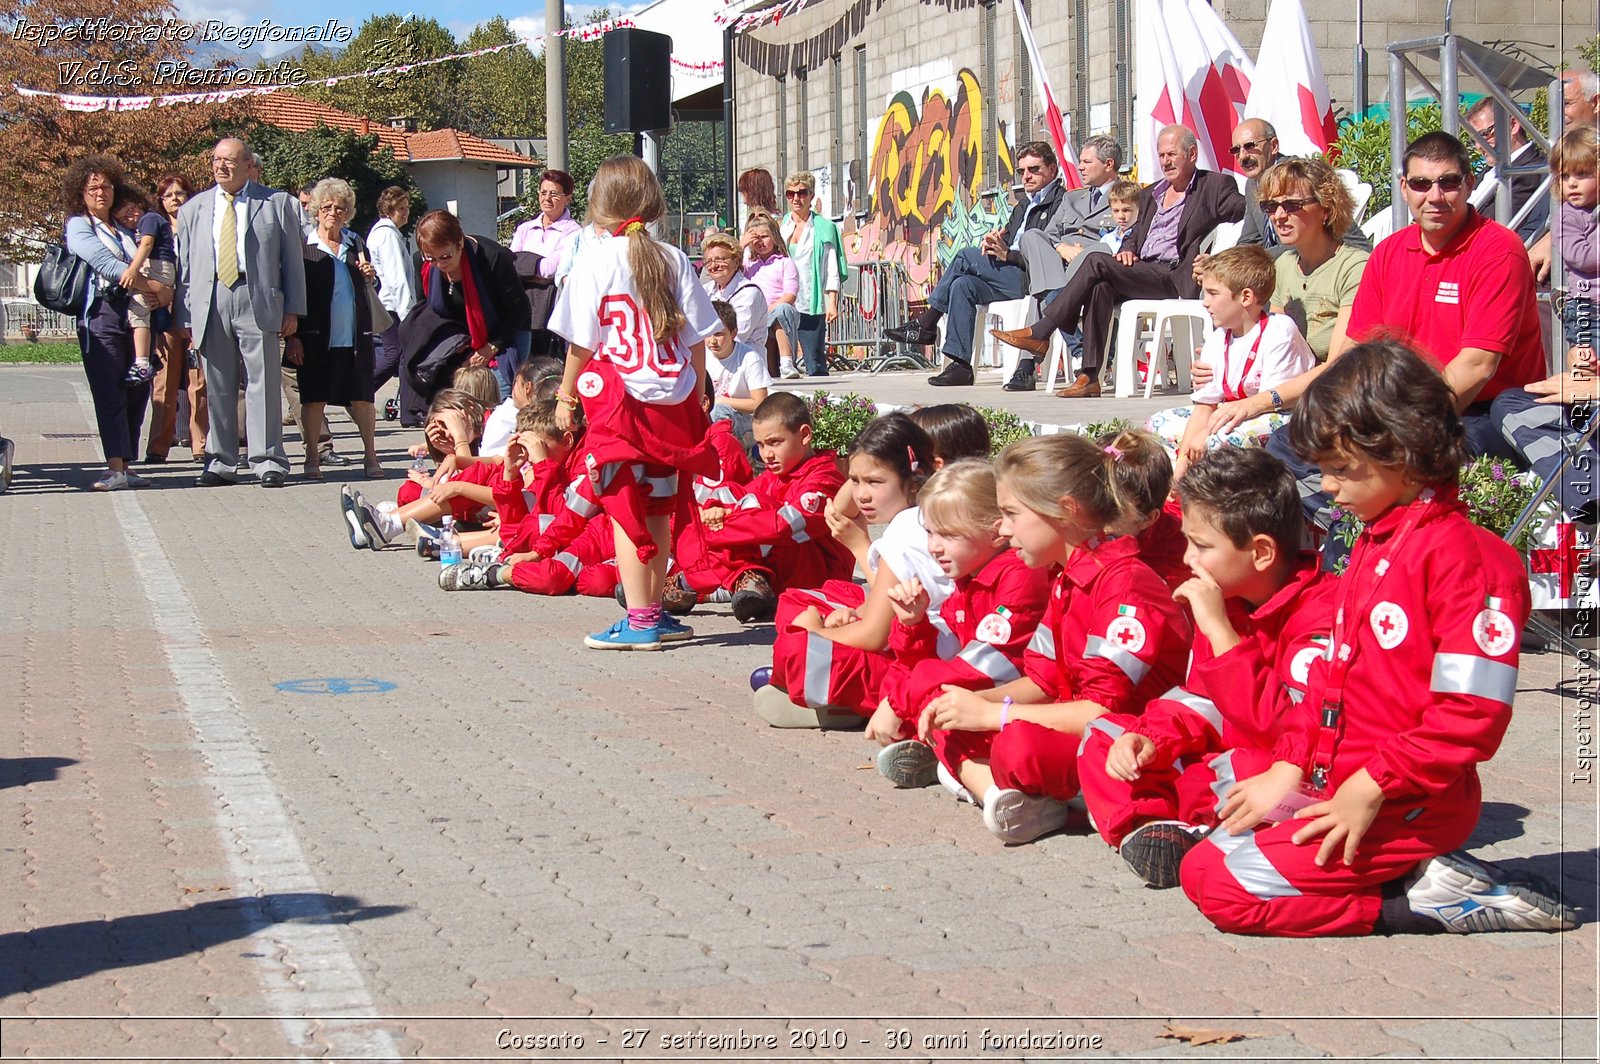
[990,326,1049,357]
[195,470,233,487]
[1054,373,1103,399]
[927,360,974,387]
[1002,365,1037,392]
[886,321,940,345]
[260,470,287,488]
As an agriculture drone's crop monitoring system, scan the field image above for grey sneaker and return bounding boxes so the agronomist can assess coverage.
[1119,820,1208,889]
[876,740,938,788]
[982,788,1072,845]
[438,562,492,591]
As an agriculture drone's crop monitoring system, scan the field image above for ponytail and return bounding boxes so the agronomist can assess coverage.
[589,155,686,345]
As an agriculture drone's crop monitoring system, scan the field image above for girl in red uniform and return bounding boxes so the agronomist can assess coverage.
[1180,340,1575,936]
[871,459,1051,788]
[921,434,1191,845]
[548,155,724,651]
[1096,428,1187,592]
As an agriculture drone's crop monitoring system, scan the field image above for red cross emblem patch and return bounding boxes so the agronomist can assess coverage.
[1472,605,1516,657]
[1369,601,1408,650]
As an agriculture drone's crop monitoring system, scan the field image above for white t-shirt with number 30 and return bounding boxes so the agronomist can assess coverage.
[549,236,723,406]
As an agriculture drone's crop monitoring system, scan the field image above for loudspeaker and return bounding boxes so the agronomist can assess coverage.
[604,28,673,134]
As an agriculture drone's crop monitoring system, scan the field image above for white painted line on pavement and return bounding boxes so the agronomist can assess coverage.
[75,383,400,1062]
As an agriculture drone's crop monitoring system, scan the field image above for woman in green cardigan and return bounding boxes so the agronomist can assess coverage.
[779,171,845,376]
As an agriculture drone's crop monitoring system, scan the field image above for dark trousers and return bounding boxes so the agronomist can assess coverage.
[797,312,828,375]
[1491,387,1597,520]
[79,297,150,464]
[1034,256,1181,375]
[1267,403,1521,572]
[373,324,420,427]
[927,247,1028,366]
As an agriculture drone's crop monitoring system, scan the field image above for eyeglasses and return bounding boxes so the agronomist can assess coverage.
[785,189,810,199]
[538,188,569,199]
[421,249,458,264]
[1229,140,1265,156]
[1404,173,1467,193]
[316,204,348,215]
[1258,197,1315,215]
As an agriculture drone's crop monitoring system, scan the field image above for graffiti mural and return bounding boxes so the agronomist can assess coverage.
[842,67,1015,293]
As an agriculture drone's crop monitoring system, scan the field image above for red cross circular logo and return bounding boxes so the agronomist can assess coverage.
[577,370,604,398]
[976,612,1013,645]
[1290,645,1326,685]
[1472,607,1516,657]
[1369,601,1409,650]
[1105,616,1146,654]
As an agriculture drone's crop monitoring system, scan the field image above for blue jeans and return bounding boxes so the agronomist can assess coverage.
[1562,296,1599,350]
[927,247,1028,365]
[798,312,828,375]
[494,331,532,399]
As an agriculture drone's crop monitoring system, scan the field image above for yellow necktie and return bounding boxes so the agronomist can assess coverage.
[217,191,239,286]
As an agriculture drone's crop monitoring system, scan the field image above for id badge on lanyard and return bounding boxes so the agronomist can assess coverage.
[1304,489,1434,796]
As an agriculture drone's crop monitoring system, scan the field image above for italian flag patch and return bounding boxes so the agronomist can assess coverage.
[1117,604,1138,617]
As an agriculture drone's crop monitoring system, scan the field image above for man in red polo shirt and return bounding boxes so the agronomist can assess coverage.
[1264,131,1544,567]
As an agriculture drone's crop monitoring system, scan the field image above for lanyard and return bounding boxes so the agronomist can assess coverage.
[1306,489,1434,792]
[1220,314,1270,402]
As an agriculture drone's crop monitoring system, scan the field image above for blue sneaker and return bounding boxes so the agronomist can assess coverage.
[584,617,662,651]
[656,614,695,643]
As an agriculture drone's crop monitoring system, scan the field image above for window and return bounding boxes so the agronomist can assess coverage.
[1072,0,1088,149]
[797,69,810,171]
[831,54,843,217]
[1115,0,1132,144]
[1015,0,1033,147]
[855,45,869,204]
[777,75,788,180]
[982,0,998,184]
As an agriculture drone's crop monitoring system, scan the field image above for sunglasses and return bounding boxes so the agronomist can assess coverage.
[1017,164,1047,175]
[785,189,810,199]
[1258,197,1315,215]
[1229,140,1265,156]
[1404,174,1467,193]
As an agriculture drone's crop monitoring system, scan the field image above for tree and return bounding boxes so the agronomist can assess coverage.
[0,0,247,261]
[248,123,424,235]
[456,18,541,139]
[290,15,463,132]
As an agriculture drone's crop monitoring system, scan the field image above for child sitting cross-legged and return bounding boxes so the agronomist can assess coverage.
[1076,446,1337,888]
[1147,245,1315,480]
[870,459,1051,789]
[1097,428,1187,592]
[1179,340,1575,937]
[671,391,851,623]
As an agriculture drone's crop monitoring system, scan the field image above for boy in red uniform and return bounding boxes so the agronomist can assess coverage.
[674,392,853,623]
[1180,340,1575,936]
[1077,447,1336,887]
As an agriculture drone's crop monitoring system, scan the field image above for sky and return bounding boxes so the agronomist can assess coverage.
[173,0,658,57]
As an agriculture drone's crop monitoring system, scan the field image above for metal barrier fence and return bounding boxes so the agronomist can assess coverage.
[825,260,934,374]
[3,300,77,341]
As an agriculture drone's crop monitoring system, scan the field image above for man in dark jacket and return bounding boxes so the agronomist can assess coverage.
[886,141,1066,387]
[993,124,1245,397]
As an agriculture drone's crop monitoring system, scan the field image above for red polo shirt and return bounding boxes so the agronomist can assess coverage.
[1346,209,1544,401]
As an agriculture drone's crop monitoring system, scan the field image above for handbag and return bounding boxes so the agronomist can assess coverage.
[363,280,394,333]
[33,243,92,316]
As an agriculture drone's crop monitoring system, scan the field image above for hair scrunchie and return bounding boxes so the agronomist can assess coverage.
[613,216,646,237]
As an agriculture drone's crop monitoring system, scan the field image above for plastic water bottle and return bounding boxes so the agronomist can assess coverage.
[439,516,462,567]
[411,453,429,475]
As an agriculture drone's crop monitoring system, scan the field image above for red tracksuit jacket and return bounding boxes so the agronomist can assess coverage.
[1136,555,1338,766]
[697,451,853,590]
[1275,487,1530,800]
[1135,506,1191,593]
[1021,536,1191,713]
[882,548,1051,724]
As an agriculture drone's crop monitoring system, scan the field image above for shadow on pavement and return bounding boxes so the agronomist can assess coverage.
[0,893,407,997]
[0,757,77,790]
[1469,801,1530,846]
[1495,848,1600,923]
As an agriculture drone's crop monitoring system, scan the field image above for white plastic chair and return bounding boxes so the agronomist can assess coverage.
[973,297,1036,378]
[1336,168,1374,225]
[1361,208,1395,246]
[1109,299,1208,398]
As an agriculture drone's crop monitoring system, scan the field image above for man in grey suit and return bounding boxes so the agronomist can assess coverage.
[175,137,306,488]
[1006,136,1124,390]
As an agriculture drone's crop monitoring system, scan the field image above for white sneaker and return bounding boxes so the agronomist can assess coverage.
[468,545,503,565]
[1119,820,1208,889]
[92,469,128,491]
[366,505,402,543]
[935,761,980,806]
[779,358,803,380]
[1404,850,1577,933]
[982,787,1072,845]
[124,471,150,488]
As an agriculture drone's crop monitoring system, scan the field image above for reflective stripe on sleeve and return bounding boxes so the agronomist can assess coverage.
[564,482,601,517]
[957,640,1022,684]
[1027,624,1057,661]
[777,504,810,543]
[1084,634,1152,683]
[1077,714,1126,756]
[1431,652,1519,707]
[1167,689,1223,732]
[553,552,582,576]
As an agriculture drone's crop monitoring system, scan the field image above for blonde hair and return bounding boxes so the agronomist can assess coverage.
[1095,428,1173,534]
[1551,126,1598,178]
[586,154,685,344]
[1106,179,1141,206]
[1258,157,1356,238]
[450,365,501,410]
[702,233,741,261]
[784,171,816,196]
[1198,245,1276,304]
[995,433,1126,531]
[919,459,1002,539]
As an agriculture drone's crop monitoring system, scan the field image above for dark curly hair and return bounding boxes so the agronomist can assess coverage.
[1177,446,1303,552]
[62,154,126,218]
[1288,339,1467,487]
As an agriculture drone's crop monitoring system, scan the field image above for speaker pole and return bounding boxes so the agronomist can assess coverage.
[545,0,567,170]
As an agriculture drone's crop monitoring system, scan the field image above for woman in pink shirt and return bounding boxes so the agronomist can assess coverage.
[510,169,582,366]
[741,212,802,379]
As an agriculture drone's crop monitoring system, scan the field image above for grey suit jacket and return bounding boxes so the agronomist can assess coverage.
[1042,184,1116,244]
[175,181,307,338]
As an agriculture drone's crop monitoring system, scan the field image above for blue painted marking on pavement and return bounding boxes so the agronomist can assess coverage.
[274,677,398,696]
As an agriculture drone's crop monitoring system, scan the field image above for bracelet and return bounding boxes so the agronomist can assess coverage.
[555,391,581,409]
[999,696,1013,730]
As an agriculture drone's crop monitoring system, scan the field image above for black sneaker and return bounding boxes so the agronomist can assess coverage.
[1002,365,1037,392]
[886,321,940,346]
[927,360,974,387]
[384,398,400,421]
[731,570,777,623]
[1119,820,1208,889]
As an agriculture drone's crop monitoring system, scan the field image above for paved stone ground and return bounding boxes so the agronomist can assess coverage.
[1,363,1596,1062]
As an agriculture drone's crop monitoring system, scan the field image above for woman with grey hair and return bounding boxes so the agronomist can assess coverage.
[282,177,383,479]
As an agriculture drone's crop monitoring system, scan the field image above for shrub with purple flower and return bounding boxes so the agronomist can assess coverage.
[1458,456,1546,549]
[806,391,880,453]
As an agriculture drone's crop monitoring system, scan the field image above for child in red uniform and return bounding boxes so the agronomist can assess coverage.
[676,392,852,622]
[548,155,724,651]
[1180,340,1575,936]
[871,460,1051,788]
[1096,428,1186,591]
[1077,447,1336,886]
[753,414,938,729]
[921,434,1191,845]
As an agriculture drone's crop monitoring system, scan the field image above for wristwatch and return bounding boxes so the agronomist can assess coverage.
[1269,388,1284,412]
